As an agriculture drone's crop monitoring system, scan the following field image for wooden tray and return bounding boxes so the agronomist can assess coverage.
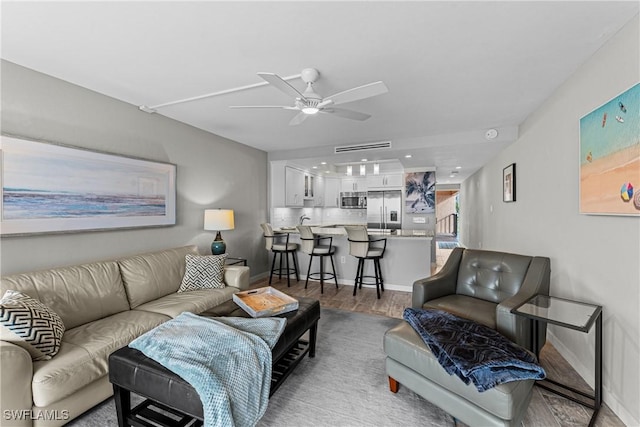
[233,287,299,318]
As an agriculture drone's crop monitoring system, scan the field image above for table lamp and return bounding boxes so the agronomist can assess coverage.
[204,209,235,255]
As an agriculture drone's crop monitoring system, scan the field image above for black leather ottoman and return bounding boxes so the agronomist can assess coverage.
[108,297,320,427]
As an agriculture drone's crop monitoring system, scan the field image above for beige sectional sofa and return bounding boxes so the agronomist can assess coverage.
[0,245,250,427]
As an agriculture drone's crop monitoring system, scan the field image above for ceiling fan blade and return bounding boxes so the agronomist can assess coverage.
[289,112,309,126]
[325,81,388,106]
[321,107,371,121]
[258,72,307,101]
[229,105,295,109]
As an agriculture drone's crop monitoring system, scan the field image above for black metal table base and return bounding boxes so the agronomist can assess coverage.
[535,379,600,427]
[528,304,602,427]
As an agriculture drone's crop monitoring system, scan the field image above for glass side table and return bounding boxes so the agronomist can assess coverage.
[225,257,247,266]
[511,295,602,427]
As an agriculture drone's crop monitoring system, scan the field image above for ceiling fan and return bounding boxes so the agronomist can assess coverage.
[230,68,388,126]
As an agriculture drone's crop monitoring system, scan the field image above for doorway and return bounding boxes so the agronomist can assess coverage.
[434,189,460,273]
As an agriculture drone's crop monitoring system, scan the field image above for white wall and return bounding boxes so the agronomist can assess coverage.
[1,61,269,277]
[460,16,639,425]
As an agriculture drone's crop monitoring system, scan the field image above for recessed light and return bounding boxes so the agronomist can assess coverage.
[321,161,327,165]
[312,166,318,169]
[405,154,412,158]
[361,158,368,162]
[455,166,462,169]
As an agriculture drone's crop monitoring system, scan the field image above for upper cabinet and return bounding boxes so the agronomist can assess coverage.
[324,177,340,207]
[313,175,324,207]
[366,173,403,190]
[304,173,315,200]
[285,166,305,207]
[341,177,367,193]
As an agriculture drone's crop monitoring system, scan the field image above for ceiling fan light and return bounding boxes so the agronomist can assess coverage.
[302,106,319,115]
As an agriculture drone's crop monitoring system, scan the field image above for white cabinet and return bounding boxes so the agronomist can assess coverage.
[285,166,305,206]
[367,173,403,190]
[341,177,367,193]
[313,175,324,206]
[323,177,340,207]
[304,173,315,200]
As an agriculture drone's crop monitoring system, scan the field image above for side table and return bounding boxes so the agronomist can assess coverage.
[511,294,602,427]
[225,256,247,266]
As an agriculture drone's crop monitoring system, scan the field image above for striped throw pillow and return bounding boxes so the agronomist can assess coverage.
[0,290,65,361]
[178,254,227,292]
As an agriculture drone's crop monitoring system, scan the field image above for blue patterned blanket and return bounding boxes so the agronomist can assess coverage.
[129,312,286,427]
[403,308,545,392]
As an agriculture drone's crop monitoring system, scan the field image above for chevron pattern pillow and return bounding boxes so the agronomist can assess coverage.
[178,254,227,292]
[0,290,65,361]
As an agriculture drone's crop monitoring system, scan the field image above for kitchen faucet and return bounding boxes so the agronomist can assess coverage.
[299,215,311,225]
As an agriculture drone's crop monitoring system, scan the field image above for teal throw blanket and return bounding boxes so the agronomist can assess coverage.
[129,312,286,427]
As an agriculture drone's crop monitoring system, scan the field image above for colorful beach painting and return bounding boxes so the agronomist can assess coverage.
[1,136,176,235]
[579,83,640,215]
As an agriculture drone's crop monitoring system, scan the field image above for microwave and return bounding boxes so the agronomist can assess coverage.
[340,192,367,209]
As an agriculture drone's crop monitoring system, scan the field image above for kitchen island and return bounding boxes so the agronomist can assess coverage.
[275,225,433,292]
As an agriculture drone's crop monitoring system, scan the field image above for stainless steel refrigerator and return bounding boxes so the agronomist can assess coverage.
[367,190,402,230]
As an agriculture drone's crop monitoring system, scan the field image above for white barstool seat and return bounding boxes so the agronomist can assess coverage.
[261,223,299,287]
[297,225,339,294]
[344,225,387,299]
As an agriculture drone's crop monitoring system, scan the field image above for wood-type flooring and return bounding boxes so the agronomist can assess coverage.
[251,276,625,427]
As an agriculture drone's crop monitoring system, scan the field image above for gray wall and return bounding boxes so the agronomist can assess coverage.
[1,60,269,277]
[460,16,639,425]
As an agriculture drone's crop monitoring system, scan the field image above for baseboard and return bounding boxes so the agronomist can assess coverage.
[299,275,411,293]
[548,331,639,427]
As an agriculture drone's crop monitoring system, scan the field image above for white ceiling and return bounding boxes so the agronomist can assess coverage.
[2,1,637,184]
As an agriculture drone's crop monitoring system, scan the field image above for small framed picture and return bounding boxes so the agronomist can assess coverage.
[503,163,516,202]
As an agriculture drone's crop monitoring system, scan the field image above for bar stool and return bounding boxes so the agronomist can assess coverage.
[344,225,387,299]
[260,223,299,287]
[297,225,339,294]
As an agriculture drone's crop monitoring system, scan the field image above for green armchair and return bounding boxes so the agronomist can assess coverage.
[412,247,551,355]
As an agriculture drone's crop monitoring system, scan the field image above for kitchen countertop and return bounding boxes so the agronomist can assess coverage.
[276,225,433,239]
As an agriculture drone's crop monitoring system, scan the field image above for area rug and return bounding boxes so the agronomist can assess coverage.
[67,308,454,426]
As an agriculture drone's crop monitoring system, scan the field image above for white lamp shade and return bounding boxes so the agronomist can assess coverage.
[204,209,235,231]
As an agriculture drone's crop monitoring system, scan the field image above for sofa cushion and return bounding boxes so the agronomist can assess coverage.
[0,290,65,361]
[31,310,168,407]
[118,246,199,308]
[133,287,237,319]
[0,261,130,329]
[383,321,533,420]
[423,294,497,329]
[456,250,532,304]
[178,254,227,292]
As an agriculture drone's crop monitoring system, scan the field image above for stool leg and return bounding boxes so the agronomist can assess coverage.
[319,255,325,294]
[330,254,339,289]
[269,252,277,284]
[377,258,384,291]
[305,254,313,289]
[285,250,291,287]
[374,258,381,299]
[278,252,284,280]
[292,251,300,281]
[353,258,362,296]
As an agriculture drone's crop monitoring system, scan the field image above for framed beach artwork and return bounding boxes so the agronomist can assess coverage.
[0,135,176,235]
[405,170,435,213]
[503,163,516,202]
[579,83,640,215]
